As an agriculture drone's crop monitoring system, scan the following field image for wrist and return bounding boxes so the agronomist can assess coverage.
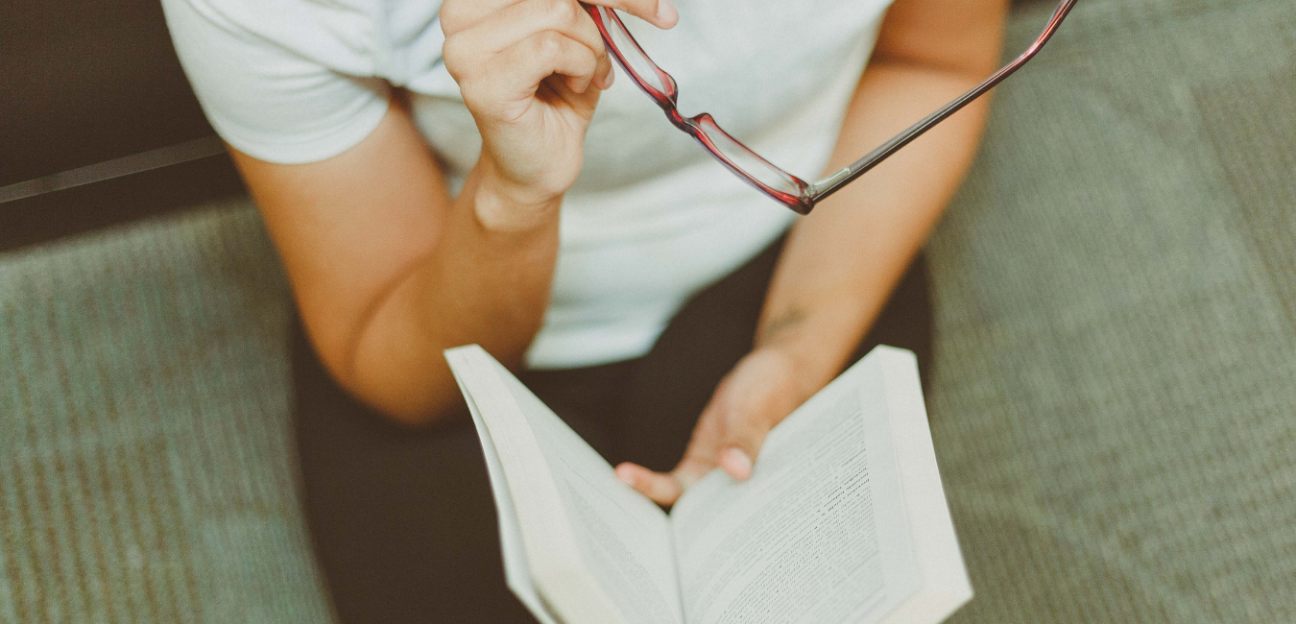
[469,156,564,232]
[754,305,863,400]
[751,341,834,406]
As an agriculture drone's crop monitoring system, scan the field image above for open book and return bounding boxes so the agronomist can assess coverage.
[445,344,970,624]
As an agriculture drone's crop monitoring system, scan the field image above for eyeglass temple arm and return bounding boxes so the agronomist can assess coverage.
[808,0,1079,201]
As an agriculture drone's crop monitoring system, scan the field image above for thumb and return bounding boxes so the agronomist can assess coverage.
[717,407,771,481]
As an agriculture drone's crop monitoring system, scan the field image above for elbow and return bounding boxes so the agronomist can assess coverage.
[310,326,467,429]
[338,360,469,429]
[363,392,466,429]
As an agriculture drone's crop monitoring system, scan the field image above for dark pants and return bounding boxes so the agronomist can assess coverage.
[292,239,933,624]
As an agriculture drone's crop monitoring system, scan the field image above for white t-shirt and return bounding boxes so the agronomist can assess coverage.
[162,0,893,368]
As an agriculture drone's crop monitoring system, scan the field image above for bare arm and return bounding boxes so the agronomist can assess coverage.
[617,0,1008,502]
[233,103,563,425]
[756,0,1009,396]
[235,0,677,426]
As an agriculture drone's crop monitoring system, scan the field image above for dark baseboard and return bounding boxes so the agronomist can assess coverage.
[0,154,247,254]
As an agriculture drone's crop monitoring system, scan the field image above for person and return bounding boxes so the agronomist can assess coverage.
[162,0,1005,620]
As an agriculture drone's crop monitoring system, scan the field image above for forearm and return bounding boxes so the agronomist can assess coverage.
[616,0,1008,502]
[245,0,673,427]
[756,60,993,397]
[614,64,996,498]
[346,161,562,425]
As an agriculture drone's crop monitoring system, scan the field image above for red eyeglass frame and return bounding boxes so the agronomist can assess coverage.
[583,0,1079,214]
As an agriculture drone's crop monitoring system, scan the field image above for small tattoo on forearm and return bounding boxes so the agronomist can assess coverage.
[757,308,807,346]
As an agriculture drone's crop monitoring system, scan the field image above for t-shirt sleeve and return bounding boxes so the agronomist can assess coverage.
[161,0,391,164]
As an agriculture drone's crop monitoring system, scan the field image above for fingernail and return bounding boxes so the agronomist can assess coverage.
[603,68,615,88]
[722,448,753,480]
[655,0,678,28]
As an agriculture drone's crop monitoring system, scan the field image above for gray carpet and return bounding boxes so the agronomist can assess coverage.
[0,203,328,622]
[1,0,1293,621]
[930,0,1296,621]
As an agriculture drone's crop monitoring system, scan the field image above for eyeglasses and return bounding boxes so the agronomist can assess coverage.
[583,0,1078,214]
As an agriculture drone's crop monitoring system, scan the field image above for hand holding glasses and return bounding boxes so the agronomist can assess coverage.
[583,0,1079,214]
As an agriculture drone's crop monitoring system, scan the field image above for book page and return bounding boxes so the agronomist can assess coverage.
[669,348,923,624]
[454,375,561,624]
[447,346,684,624]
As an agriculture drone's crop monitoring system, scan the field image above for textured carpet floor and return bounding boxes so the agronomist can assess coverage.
[929,0,1296,621]
[1,0,1293,621]
[0,204,328,623]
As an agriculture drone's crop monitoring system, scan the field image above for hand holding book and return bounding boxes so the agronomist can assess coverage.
[614,346,810,505]
[446,344,972,624]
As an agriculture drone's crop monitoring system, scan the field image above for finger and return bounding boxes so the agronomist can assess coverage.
[682,378,732,465]
[615,382,732,505]
[583,0,678,29]
[439,0,526,35]
[445,0,608,92]
[465,0,606,59]
[718,428,764,481]
[716,398,781,482]
[615,463,683,505]
[671,455,714,491]
[594,50,615,90]
[715,447,751,481]
[490,30,601,99]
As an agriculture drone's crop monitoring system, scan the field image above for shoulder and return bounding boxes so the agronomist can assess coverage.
[161,0,395,163]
